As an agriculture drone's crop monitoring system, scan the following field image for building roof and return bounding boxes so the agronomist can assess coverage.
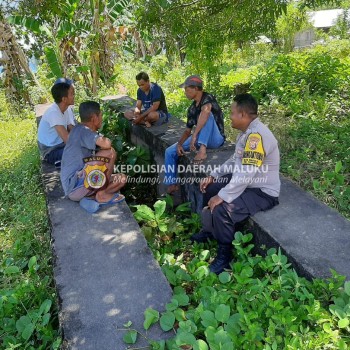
[308,9,344,28]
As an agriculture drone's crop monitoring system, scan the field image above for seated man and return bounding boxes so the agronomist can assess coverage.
[60,101,126,213]
[37,78,76,165]
[192,93,280,274]
[124,71,169,127]
[164,75,225,193]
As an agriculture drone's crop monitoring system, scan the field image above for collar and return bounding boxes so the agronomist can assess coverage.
[245,117,260,133]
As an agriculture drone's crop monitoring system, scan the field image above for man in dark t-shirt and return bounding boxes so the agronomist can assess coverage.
[124,71,169,127]
[164,75,225,194]
[61,101,126,213]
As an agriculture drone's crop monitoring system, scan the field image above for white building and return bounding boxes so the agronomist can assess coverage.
[294,9,347,48]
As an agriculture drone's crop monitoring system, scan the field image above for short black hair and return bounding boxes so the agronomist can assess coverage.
[79,101,101,122]
[136,71,149,81]
[51,83,71,103]
[233,93,258,115]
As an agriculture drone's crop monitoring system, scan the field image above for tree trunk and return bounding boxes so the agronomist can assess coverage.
[0,10,43,105]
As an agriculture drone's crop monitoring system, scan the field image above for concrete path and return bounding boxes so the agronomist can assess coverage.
[42,163,172,349]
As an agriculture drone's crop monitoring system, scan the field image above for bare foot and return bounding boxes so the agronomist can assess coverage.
[124,110,135,120]
[111,173,127,184]
[193,150,207,164]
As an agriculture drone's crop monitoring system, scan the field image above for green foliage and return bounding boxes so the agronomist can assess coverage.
[313,161,350,214]
[229,42,350,218]
[329,8,350,39]
[44,47,63,78]
[134,0,293,81]
[99,104,159,204]
[273,3,311,52]
[123,221,350,349]
[250,50,349,107]
[133,199,195,241]
[0,118,60,349]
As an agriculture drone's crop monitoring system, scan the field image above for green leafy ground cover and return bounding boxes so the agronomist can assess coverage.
[0,35,349,350]
[0,117,61,349]
[123,199,350,349]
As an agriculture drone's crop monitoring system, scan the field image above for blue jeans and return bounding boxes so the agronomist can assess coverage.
[164,113,224,185]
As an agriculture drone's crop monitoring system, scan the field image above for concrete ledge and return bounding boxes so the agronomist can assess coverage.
[105,95,350,280]
[41,163,172,349]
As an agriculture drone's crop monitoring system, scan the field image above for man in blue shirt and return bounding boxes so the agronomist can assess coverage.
[124,72,169,127]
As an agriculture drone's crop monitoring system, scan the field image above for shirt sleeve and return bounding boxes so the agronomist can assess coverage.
[151,84,162,102]
[80,127,99,151]
[137,88,142,101]
[67,107,75,125]
[218,132,267,203]
[210,157,235,178]
[47,110,65,128]
[200,93,213,107]
[186,106,195,129]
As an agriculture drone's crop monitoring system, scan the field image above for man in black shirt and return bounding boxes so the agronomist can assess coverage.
[164,75,225,193]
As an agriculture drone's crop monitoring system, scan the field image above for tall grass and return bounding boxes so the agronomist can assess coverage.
[0,116,61,349]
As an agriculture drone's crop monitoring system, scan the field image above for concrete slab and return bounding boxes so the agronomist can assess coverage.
[250,177,350,280]
[103,95,350,281]
[35,102,52,117]
[42,163,172,349]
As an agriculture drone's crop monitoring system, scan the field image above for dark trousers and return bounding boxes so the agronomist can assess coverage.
[203,174,279,245]
[44,144,65,165]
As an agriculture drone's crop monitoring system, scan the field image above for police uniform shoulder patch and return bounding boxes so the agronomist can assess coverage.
[242,133,265,166]
[83,164,108,190]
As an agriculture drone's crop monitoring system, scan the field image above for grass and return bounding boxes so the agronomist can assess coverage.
[0,117,61,349]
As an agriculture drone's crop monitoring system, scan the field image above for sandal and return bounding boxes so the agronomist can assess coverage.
[192,155,207,165]
[79,193,125,214]
[99,192,125,206]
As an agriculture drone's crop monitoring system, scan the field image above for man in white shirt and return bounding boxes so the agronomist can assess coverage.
[37,78,76,165]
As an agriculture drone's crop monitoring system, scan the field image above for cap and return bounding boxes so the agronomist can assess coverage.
[178,75,203,88]
[54,77,73,86]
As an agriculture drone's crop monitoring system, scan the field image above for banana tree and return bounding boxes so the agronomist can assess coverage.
[7,0,132,94]
[0,8,42,104]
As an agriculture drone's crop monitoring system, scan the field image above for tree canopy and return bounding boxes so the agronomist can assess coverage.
[0,0,345,101]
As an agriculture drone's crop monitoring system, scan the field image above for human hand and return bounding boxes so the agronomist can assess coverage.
[200,176,214,193]
[177,144,185,156]
[208,195,223,212]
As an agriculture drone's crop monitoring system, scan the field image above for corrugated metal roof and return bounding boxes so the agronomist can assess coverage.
[308,9,344,28]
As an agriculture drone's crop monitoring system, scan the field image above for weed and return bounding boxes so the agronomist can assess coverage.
[0,118,61,349]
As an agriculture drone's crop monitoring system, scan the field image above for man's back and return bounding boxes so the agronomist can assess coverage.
[60,124,99,195]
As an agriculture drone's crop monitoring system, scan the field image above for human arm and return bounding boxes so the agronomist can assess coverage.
[176,128,192,156]
[208,195,224,212]
[133,101,161,124]
[217,132,268,203]
[199,175,214,193]
[96,136,112,150]
[190,103,212,151]
[54,125,69,143]
[134,100,142,116]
